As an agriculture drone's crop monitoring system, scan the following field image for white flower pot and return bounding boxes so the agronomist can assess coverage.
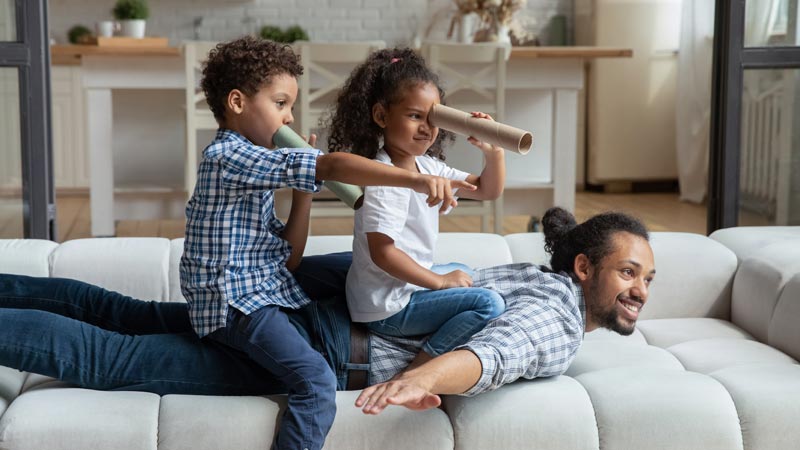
[119,19,146,38]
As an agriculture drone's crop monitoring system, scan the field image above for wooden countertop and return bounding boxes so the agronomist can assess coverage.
[50,44,632,66]
[50,44,181,65]
[510,46,633,59]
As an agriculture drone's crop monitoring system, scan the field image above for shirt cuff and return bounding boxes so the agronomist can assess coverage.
[456,344,497,396]
[283,148,323,193]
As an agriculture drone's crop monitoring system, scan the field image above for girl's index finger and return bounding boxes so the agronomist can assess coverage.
[453,179,477,190]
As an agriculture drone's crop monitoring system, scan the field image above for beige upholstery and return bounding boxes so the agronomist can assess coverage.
[2,228,800,449]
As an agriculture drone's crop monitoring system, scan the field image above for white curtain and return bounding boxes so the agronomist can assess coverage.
[675,0,782,203]
[676,0,714,203]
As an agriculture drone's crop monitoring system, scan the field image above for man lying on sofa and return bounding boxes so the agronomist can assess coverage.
[0,207,655,413]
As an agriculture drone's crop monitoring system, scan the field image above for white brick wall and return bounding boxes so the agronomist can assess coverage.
[48,0,571,47]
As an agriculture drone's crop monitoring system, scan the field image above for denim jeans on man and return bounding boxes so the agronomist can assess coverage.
[366,263,505,356]
[0,252,354,397]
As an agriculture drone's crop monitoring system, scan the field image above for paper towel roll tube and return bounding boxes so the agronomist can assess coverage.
[272,126,364,209]
[428,104,532,155]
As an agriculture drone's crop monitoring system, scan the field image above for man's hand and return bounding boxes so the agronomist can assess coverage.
[413,174,476,213]
[438,270,473,289]
[355,379,442,415]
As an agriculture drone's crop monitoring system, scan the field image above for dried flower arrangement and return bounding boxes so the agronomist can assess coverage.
[450,0,534,44]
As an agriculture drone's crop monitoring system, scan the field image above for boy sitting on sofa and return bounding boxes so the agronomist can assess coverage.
[178,36,473,450]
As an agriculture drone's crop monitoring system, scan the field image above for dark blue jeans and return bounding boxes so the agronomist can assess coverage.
[0,252,354,404]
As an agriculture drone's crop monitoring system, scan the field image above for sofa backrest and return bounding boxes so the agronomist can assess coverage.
[0,232,738,322]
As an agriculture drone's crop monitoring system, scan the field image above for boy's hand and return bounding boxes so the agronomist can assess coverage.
[302,133,317,148]
[438,270,473,289]
[413,174,476,213]
[467,112,503,155]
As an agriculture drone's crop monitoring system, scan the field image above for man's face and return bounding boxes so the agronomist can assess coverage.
[583,232,655,336]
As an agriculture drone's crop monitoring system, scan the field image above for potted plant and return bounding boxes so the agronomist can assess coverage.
[259,25,309,43]
[112,0,149,38]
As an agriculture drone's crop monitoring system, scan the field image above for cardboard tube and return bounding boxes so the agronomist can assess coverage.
[428,104,532,155]
[272,126,364,209]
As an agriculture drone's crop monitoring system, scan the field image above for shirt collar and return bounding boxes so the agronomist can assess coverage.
[214,128,250,145]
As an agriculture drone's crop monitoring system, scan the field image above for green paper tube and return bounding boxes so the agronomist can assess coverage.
[272,126,364,209]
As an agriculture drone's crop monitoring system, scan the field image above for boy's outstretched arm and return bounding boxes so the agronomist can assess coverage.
[455,112,505,201]
[281,189,312,271]
[355,349,482,415]
[316,153,476,213]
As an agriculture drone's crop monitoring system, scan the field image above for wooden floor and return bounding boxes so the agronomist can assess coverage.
[25,191,723,242]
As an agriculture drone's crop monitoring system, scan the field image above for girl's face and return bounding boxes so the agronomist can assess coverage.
[375,82,441,160]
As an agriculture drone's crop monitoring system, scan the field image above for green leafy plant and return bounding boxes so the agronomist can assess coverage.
[68,24,93,44]
[259,25,285,42]
[284,25,309,43]
[259,25,309,43]
[112,0,149,20]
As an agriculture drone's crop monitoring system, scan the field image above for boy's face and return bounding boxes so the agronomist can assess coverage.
[232,73,298,148]
[375,82,441,158]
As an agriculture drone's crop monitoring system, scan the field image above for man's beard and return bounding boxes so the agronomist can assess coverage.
[586,279,636,336]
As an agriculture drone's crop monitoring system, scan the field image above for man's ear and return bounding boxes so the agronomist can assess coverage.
[372,103,387,128]
[573,254,594,282]
[226,89,245,115]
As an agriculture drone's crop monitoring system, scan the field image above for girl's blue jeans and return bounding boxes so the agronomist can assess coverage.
[366,263,505,356]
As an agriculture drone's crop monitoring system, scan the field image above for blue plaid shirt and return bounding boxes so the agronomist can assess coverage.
[369,263,586,395]
[180,129,322,337]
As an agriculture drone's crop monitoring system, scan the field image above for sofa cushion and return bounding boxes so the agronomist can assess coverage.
[0,389,160,450]
[158,391,454,450]
[50,238,171,301]
[502,232,549,265]
[667,338,797,374]
[710,226,800,263]
[436,233,512,268]
[169,239,185,302]
[636,318,753,348]
[770,272,800,361]
[443,377,598,450]
[711,364,800,450]
[0,366,26,418]
[575,367,743,450]
[0,239,57,277]
[731,243,800,342]
[564,341,684,377]
[644,232,737,320]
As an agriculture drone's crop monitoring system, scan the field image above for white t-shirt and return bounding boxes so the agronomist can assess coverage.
[346,149,470,322]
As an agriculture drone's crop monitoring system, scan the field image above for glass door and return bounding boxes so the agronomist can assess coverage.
[0,0,54,239]
[709,0,800,231]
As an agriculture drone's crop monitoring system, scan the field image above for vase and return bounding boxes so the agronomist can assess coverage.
[119,19,146,39]
[457,13,477,43]
[496,23,511,45]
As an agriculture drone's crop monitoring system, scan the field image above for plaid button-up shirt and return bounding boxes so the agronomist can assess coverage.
[180,129,322,337]
[368,263,586,395]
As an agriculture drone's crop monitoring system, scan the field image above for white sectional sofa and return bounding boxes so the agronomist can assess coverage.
[1,228,799,450]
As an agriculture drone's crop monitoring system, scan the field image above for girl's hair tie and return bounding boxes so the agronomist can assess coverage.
[390,57,401,64]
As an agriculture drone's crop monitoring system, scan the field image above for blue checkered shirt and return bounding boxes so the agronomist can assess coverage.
[180,129,322,337]
[368,263,585,395]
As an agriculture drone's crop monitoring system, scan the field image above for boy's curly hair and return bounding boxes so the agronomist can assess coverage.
[326,47,455,160]
[201,35,303,122]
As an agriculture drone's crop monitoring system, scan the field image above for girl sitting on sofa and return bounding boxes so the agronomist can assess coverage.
[326,47,507,369]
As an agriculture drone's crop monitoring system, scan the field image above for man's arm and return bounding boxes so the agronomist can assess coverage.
[355,349,482,415]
